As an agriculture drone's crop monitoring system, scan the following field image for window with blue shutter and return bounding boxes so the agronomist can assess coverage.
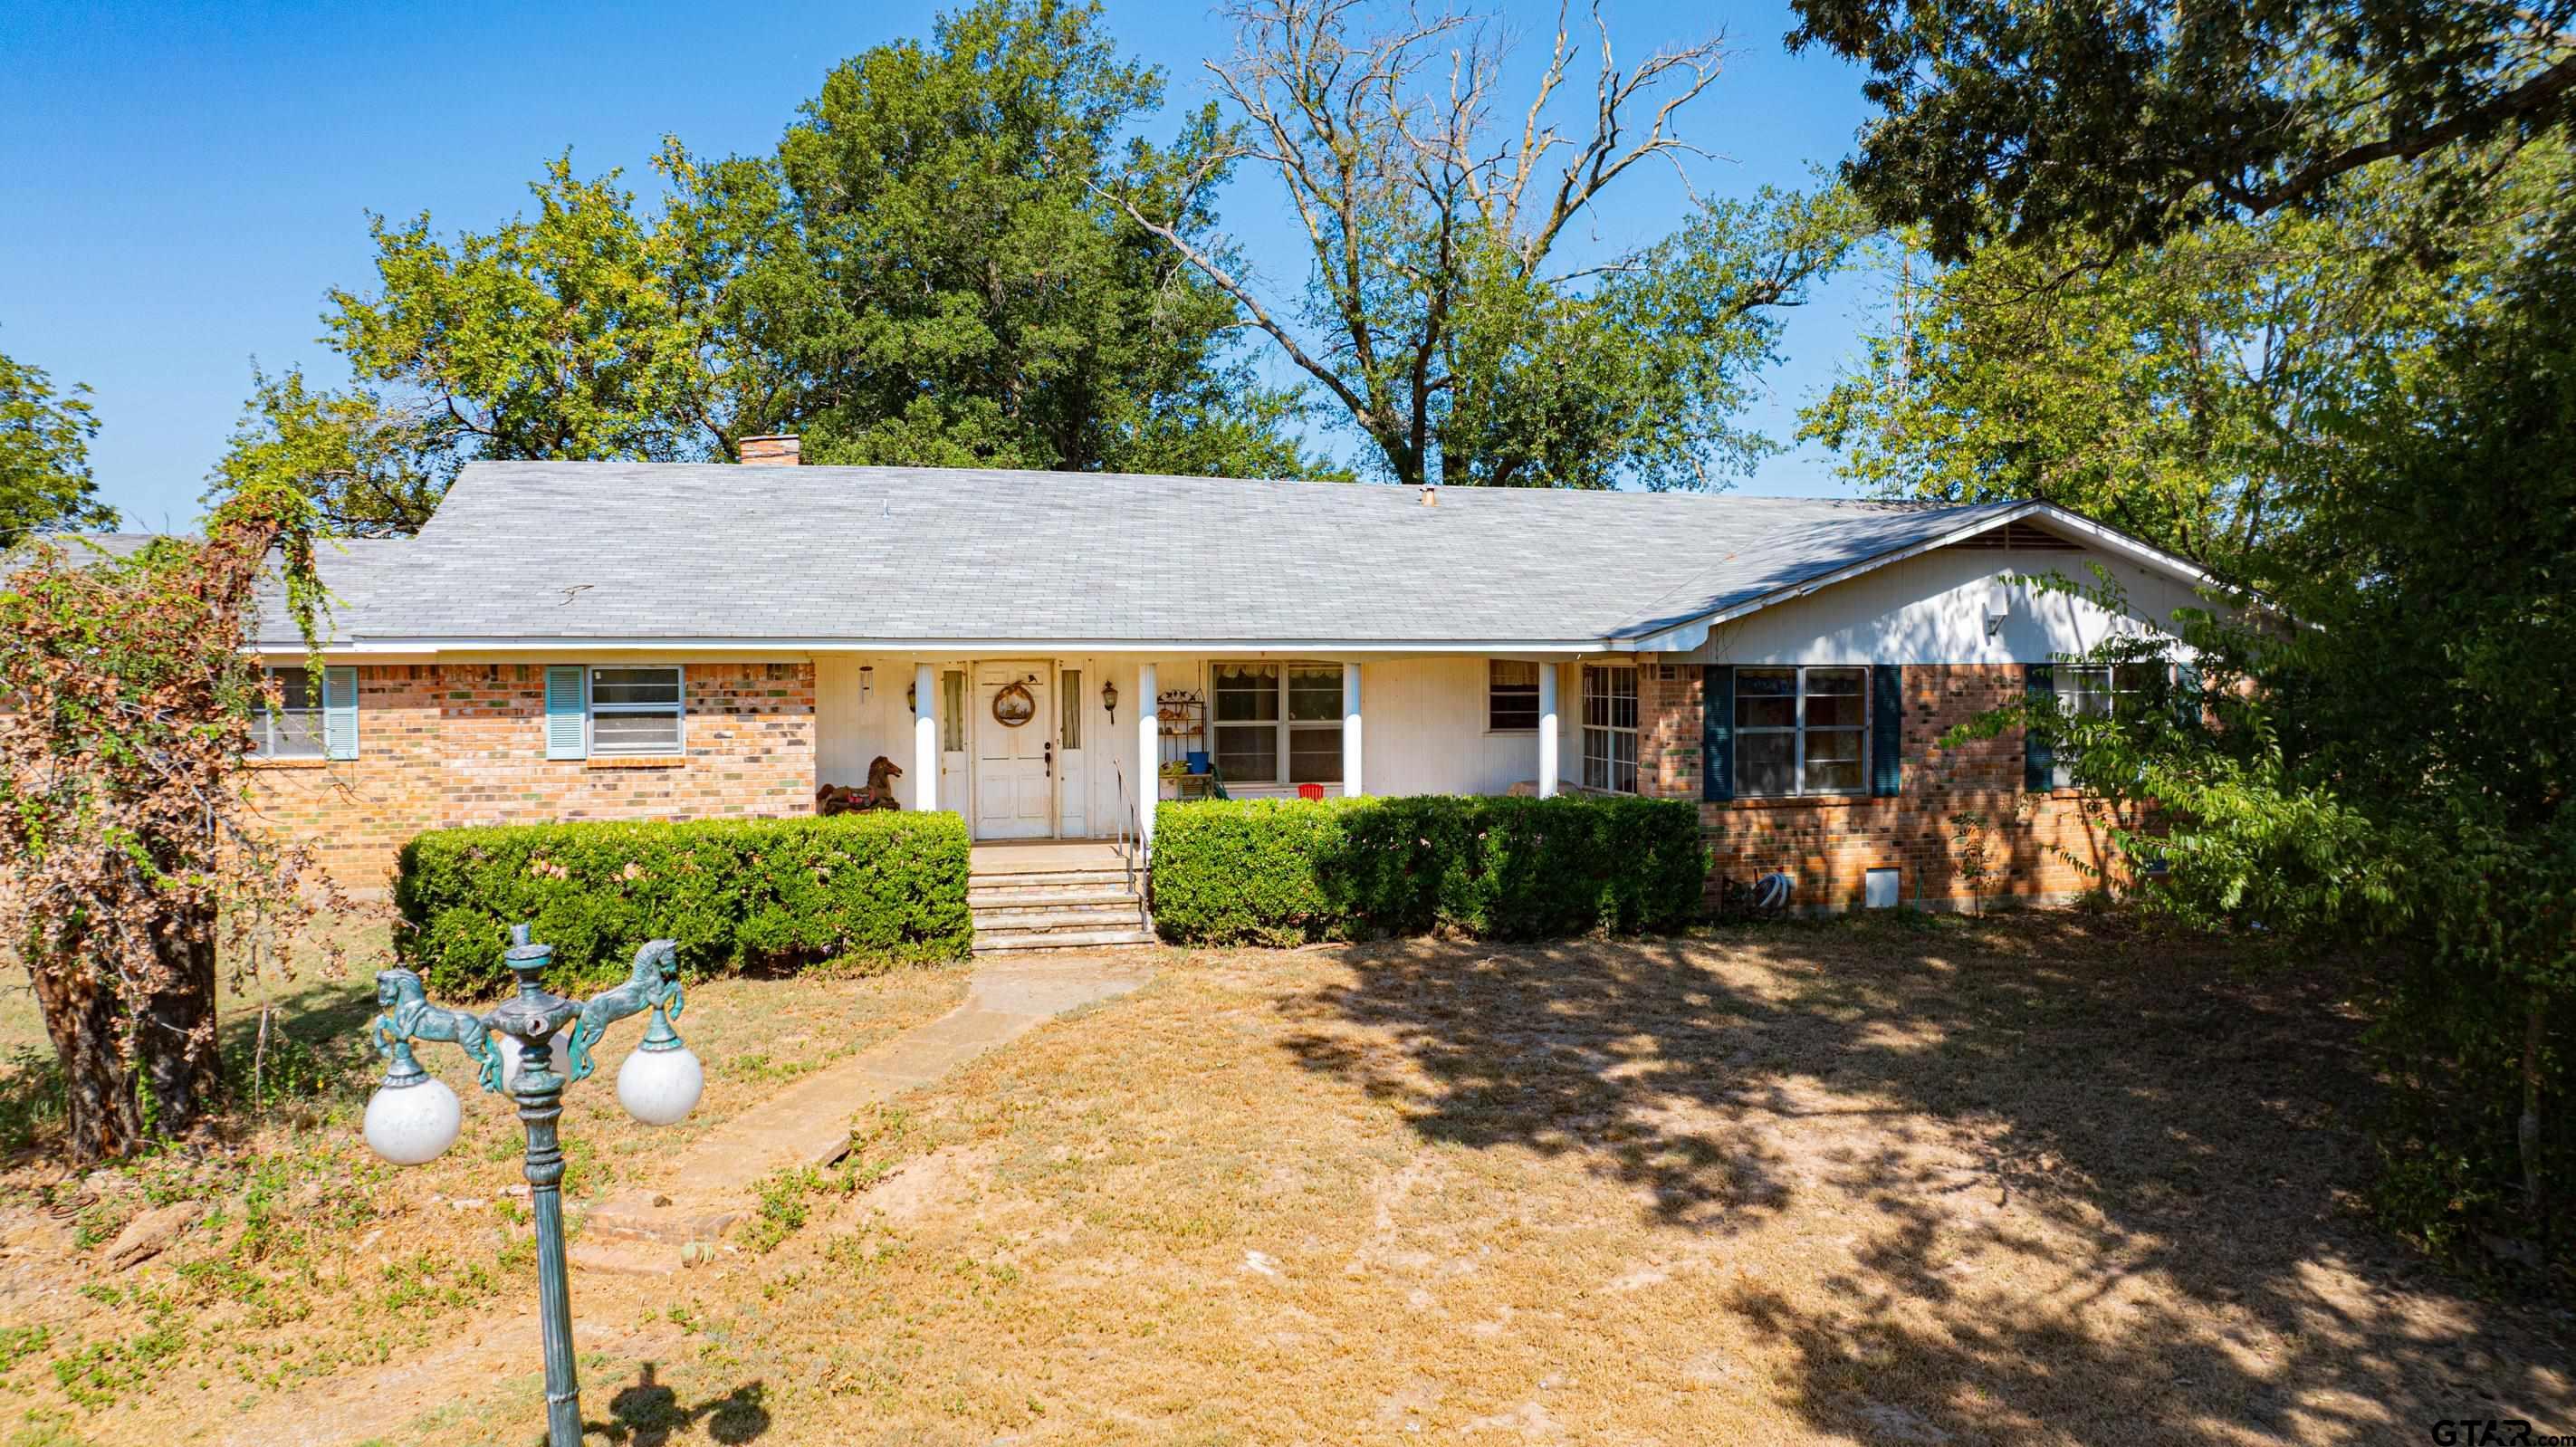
[1701,666,1735,801]
[544,666,588,761]
[1869,664,1901,797]
[2173,660,2203,733]
[2023,664,2054,791]
[322,666,359,761]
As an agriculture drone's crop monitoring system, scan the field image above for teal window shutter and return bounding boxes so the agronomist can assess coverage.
[322,666,359,761]
[2173,660,2203,733]
[1869,664,1901,797]
[545,666,589,761]
[1701,666,1735,801]
[2023,664,2054,791]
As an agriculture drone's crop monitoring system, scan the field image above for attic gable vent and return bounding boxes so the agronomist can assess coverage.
[1949,520,2081,551]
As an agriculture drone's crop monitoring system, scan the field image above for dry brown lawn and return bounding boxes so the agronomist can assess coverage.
[5,912,2571,1445]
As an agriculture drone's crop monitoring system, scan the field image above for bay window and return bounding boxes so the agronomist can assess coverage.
[1213,662,1342,785]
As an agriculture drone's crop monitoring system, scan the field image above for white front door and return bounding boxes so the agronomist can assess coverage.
[973,662,1054,839]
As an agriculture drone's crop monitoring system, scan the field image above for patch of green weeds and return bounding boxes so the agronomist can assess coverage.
[0,1324,51,1371]
[0,1047,66,1152]
[726,1051,818,1087]
[742,1166,822,1253]
[221,1028,335,1113]
[7,1412,98,1447]
[49,1300,187,1409]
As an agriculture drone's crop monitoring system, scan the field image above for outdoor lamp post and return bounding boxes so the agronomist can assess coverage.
[362,925,702,1447]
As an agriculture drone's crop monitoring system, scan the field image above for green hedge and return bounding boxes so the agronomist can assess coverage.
[1149,795,1708,946]
[395,812,972,996]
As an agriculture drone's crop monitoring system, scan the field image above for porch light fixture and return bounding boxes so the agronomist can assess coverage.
[1101,678,1119,722]
[361,925,700,1447]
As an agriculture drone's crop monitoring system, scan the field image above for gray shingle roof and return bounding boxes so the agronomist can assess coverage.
[247,463,2030,648]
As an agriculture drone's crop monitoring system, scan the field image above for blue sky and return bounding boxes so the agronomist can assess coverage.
[0,0,1886,528]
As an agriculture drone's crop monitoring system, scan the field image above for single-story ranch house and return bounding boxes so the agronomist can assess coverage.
[234,436,2209,936]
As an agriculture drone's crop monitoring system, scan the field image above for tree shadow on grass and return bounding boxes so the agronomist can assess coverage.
[586,1363,770,1445]
[1276,912,2575,1444]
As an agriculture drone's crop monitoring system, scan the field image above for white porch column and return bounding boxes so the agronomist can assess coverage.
[913,663,938,813]
[1537,662,1560,798]
[1135,662,1158,854]
[1342,662,1365,797]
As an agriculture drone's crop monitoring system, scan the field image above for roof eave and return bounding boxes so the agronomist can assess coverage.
[1612,502,2217,653]
[245,635,1621,656]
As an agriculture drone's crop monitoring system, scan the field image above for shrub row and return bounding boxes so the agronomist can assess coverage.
[1149,795,1708,946]
[394,812,972,996]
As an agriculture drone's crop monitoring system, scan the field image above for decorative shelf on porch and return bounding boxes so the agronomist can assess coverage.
[1154,692,1204,738]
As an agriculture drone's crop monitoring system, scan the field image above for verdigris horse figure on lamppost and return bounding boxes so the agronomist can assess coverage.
[362,926,704,1447]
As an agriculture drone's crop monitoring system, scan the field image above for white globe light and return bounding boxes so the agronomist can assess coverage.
[618,1045,704,1126]
[495,1033,563,1087]
[364,1077,462,1165]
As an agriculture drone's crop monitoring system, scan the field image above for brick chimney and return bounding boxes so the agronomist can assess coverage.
[739,434,801,465]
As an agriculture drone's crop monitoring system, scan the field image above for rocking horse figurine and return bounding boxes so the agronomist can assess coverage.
[371,967,504,1092]
[816,755,905,815]
[564,939,684,1083]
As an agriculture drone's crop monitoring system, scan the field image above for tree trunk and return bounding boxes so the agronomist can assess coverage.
[2520,983,2547,1231]
[28,960,144,1164]
[139,914,222,1138]
[23,906,223,1163]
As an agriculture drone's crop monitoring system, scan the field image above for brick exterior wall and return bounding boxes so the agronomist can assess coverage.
[247,662,816,894]
[1633,661,2131,913]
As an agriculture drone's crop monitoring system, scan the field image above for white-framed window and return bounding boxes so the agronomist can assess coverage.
[1735,666,1866,797]
[1059,668,1083,749]
[2049,663,2159,788]
[589,666,684,755]
[1488,659,1541,732]
[1211,661,1342,785]
[1581,664,1639,793]
[252,666,325,759]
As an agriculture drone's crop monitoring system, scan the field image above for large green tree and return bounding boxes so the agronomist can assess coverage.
[1793,0,2576,1263]
[0,345,117,546]
[1120,0,1860,489]
[1788,0,2576,259]
[765,0,1316,475]
[236,0,1322,538]
[1801,139,2567,568]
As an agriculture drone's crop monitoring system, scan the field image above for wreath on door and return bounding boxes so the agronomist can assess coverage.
[991,681,1037,728]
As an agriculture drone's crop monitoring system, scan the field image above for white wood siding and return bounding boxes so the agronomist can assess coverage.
[1679,544,2201,666]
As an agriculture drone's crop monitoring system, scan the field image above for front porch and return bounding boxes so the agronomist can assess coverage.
[813,652,1619,847]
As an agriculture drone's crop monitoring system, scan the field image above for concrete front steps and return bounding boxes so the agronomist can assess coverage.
[969,839,1155,954]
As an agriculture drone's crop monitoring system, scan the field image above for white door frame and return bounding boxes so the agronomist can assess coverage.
[967,658,1059,841]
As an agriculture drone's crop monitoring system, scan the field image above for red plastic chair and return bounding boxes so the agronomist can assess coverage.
[1297,782,1326,801]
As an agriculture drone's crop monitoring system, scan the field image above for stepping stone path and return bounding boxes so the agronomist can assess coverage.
[575,953,1154,1275]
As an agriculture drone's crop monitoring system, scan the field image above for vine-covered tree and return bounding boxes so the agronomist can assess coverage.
[0,478,339,1160]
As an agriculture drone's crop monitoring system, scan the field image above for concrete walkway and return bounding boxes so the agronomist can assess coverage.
[575,953,1154,1274]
